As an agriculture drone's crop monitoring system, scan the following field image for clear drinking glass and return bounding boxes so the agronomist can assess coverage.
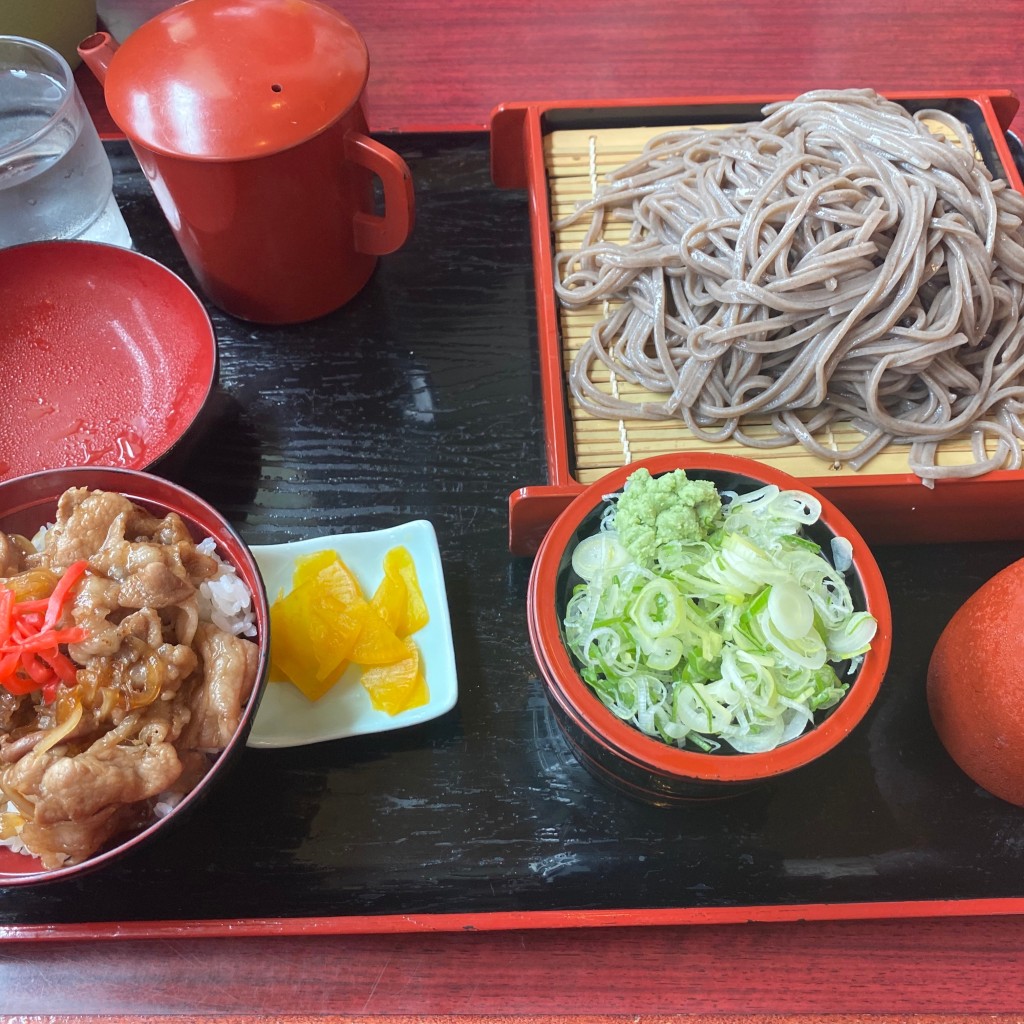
[0,35,132,248]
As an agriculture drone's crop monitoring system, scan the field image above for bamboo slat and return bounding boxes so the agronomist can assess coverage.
[544,118,1004,486]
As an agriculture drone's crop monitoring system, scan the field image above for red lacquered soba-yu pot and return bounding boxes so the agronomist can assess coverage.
[79,0,414,325]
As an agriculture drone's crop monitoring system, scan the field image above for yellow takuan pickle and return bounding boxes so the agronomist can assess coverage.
[360,637,427,716]
[269,546,430,712]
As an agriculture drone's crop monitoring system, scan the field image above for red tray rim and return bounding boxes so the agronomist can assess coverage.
[3,894,1023,942]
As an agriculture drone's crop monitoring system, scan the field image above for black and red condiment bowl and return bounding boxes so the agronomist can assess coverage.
[0,467,270,887]
[527,453,893,804]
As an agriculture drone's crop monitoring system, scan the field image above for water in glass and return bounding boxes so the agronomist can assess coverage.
[0,37,132,248]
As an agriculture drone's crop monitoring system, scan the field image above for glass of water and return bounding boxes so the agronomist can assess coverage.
[0,35,132,249]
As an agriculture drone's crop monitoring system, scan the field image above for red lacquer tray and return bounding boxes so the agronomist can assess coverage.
[490,89,1024,555]
[5,131,1024,945]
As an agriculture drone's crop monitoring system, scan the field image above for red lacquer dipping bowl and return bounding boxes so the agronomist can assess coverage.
[0,240,216,482]
[528,453,893,804]
[0,467,269,886]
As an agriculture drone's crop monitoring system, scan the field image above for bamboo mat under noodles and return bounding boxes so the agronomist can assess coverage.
[546,119,1007,485]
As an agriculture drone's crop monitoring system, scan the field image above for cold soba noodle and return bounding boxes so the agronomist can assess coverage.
[555,89,1024,482]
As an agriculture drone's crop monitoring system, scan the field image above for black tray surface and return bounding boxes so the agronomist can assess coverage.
[2,135,1023,929]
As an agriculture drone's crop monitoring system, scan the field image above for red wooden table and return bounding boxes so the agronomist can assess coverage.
[6,0,1024,1017]
[83,0,1024,138]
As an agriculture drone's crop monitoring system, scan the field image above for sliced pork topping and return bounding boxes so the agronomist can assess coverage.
[118,560,196,609]
[41,488,138,571]
[0,533,31,578]
[184,623,260,751]
[19,804,146,870]
[12,741,183,828]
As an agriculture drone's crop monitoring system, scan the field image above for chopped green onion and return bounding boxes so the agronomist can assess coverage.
[563,478,876,754]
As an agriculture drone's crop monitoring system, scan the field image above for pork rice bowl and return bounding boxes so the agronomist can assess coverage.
[0,486,261,870]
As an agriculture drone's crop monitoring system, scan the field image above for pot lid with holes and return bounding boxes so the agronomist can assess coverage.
[95,0,369,160]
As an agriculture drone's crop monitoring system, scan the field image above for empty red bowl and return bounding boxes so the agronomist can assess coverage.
[528,453,892,803]
[0,240,217,482]
[0,467,269,886]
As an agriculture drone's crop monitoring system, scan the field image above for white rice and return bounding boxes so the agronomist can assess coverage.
[153,792,184,820]
[0,804,28,855]
[195,537,258,638]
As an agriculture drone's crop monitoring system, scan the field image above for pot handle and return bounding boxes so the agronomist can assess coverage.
[345,132,415,255]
